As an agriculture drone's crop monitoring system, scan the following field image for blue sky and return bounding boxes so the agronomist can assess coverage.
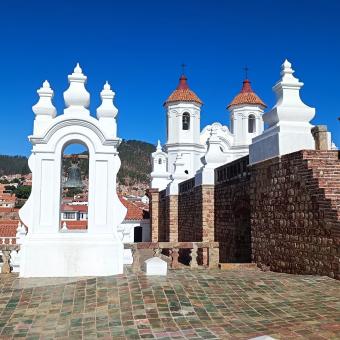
[0,0,339,155]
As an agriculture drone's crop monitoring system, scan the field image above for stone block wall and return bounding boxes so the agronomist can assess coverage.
[214,156,251,263]
[215,177,251,263]
[149,150,339,279]
[251,150,340,279]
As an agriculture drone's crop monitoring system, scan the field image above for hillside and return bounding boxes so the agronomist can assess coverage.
[0,140,156,190]
[0,155,30,176]
[117,140,155,186]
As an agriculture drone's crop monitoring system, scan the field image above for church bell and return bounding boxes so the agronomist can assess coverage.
[64,160,83,188]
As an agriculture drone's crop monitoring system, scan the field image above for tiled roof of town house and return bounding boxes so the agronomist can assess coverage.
[0,220,19,241]
[119,196,150,221]
[61,220,87,230]
[0,207,18,213]
[60,199,149,221]
[164,75,203,106]
[227,79,266,109]
[61,204,88,213]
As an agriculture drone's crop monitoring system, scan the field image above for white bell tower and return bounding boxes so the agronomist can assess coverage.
[228,78,266,146]
[164,74,205,176]
[19,64,126,277]
[150,140,170,190]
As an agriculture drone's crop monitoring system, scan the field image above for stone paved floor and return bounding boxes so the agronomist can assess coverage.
[0,268,339,339]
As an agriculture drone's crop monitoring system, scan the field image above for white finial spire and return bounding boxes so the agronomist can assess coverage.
[74,62,82,73]
[249,59,316,164]
[104,81,110,90]
[96,81,118,118]
[279,59,299,83]
[202,125,225,166]
[43,80,50,88]
[156,140,162,151]
[166,153,188,195]
[32,80,57,117]
[272,59,309,112]
[63,63,90,115]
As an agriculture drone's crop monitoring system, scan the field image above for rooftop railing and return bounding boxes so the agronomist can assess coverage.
[215,155,249,184]
[178,177,195,194]
[125,241,219,272]
[0,240,20,274]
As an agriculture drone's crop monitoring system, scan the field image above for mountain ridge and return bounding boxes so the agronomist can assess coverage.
[0,139,155,191]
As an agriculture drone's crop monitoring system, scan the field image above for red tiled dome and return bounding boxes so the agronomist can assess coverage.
[164,75,203,106]
[228,79,266,109]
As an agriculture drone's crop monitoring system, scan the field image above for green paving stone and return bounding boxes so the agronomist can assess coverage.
[0,269,338,339]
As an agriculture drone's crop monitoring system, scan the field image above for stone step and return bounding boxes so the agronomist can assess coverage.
[219,263,258,271]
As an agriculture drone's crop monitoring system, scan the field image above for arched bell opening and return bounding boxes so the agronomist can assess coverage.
[60,141,89,231]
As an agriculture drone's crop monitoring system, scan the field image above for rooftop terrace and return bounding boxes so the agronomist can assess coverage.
[0,268,339,339]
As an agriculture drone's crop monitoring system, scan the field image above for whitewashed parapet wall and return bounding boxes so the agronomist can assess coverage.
[19,64,127,277]
[250,60,316,164]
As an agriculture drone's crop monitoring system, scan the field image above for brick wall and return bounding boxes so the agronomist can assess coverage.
[147,189,159,242]
[214,157,251,263]
[201,185,214,241]
[158,190,168,241]
[178,185,199,241]
[167,195,178,242]
[177,181,215,243]
[149,150,340,279]
[251,150,340,279]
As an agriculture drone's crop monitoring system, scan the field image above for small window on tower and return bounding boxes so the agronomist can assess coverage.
[182,112,190,130]
[158,158,162,165]
[248,114,256,133]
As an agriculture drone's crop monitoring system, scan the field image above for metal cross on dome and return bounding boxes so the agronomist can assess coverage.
[181,63,186,75]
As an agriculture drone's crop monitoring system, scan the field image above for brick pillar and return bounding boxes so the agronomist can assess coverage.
[167,195,178,242]
[147,188,159,242]
[311,125,329,150]
[201,185,215,242]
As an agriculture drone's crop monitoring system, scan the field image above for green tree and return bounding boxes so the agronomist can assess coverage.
[15,186,31,199]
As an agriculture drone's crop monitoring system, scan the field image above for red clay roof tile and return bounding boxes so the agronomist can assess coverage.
[228,79,266,109]
[164,75,203,106]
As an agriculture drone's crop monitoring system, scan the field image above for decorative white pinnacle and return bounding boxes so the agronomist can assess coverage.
[203,126,225,166]
[104,81,110,90]
[63,63,90,114]
[265,59,315,126]
[96,81,118,118]
[279,58,301,85]
[74,62,82,74]
[250,59,316,164]
[32,80,57,117]
[156,140,162,151]
[43,80,50,88]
